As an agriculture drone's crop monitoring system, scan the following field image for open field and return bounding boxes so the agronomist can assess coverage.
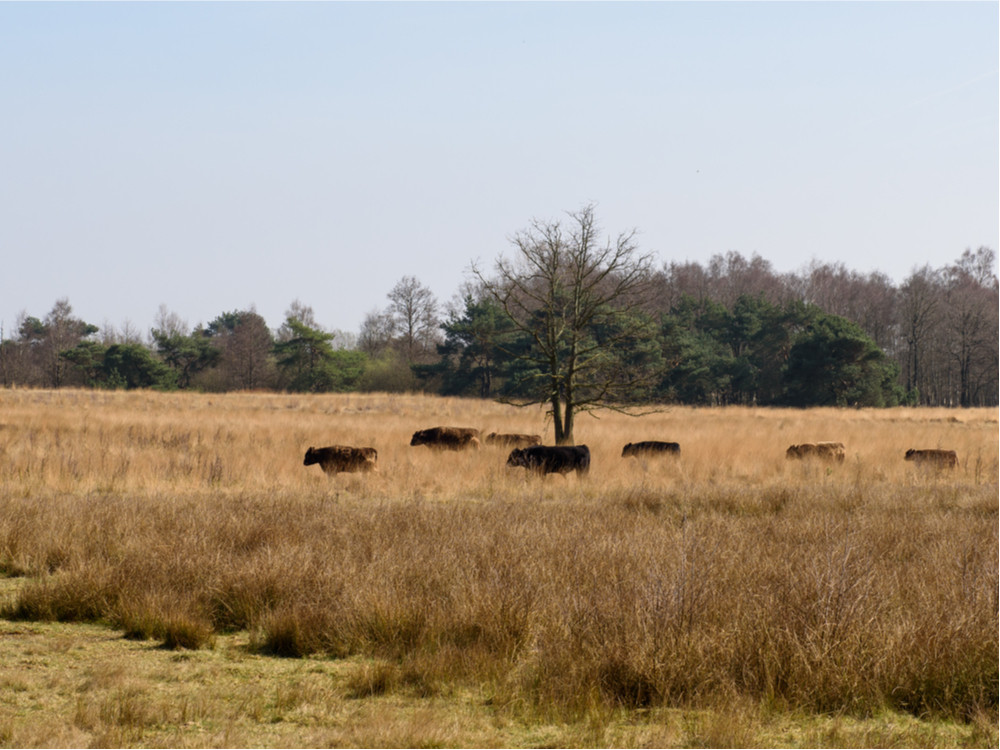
[0,388,997,748]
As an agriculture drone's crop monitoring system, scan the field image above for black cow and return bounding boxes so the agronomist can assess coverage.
[410,426,481,451]
[304,445,378,474]
[506,445,590,477]
[622,441,681,457]
[904,448,957,469]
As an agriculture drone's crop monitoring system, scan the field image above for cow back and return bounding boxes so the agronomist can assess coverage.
[622,441,681,457]
[905,449,957,468]
[485,432,542,448]
[411,426,480,449]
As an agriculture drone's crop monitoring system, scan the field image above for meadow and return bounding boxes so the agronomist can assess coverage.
[0,388,996,748]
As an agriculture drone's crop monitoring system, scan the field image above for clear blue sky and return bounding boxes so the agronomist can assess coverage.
[2,1,997,339]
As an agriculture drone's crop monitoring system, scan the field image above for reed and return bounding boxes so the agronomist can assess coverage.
[0,388,996,727]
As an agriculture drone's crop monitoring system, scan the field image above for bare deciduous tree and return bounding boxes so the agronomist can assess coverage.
[899,266,943,401]
[153,305,187,339]
[277,300,319,342]
[358,309,396,358]
[226,311,274,391]
[942,248,999,406]
[39,299,98,387]
[386,276,440,364]
[473,204,658,445]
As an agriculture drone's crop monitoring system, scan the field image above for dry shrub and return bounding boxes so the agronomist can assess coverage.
[345,660,400,699]
[118,592,171,642]
[255,603,352,659]
[6,564,117,623]
[160,612,215,651]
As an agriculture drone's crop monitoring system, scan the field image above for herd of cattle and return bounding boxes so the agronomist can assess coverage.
[303,427,960,476]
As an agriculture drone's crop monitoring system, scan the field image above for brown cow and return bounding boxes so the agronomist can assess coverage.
[622,441,681,457]
[484,432,542,448]
[785,442,846,463]
[304,445,377,474]
[904,448,958,469]
[410,426,481,451]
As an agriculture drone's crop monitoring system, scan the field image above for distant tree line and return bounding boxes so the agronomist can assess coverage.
[1,244,996,408]
[642,246,998,407]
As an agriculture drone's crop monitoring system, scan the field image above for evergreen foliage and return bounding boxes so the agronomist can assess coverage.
[432,296,513,398]
[274,318,345,392]
[100,344,178,390]
[151,329,220,388]
[783,313,904,407]
[651,295,902,406]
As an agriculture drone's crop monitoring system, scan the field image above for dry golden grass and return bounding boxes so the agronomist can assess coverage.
[0,388,996,748]
[0,387,994,497]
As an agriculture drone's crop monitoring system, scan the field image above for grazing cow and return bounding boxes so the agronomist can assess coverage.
[484,432,542,448]
[785,442,846,463]
[506,445,590,477]
[622,441,681,458]
[410,426,481,451]
[304,445,377,474]
[904,448,958,469]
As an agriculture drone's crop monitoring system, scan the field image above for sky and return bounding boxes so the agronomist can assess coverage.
[1,1,997,340]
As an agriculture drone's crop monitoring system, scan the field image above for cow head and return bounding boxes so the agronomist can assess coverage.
[506,448,528,468]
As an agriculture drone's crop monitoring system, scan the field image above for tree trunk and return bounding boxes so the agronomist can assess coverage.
[560,403,575,445]
[551,392,565,444]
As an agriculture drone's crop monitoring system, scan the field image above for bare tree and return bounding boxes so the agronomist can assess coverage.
[226,311,274,391]
[99,321,121,346]
[277,300,319,343]
[651,253,793,316]
[386,276,440,364]
[153,305,187,339]
[358,309,396,358]
[706,251,788,308]
[40,299,98,387]
[942,248,999,406]
[473,204,658,445]
[648,260,712,313]
[203,308,275,391]
[0,312,38,386]
[898,266,943,401]
[110,320,144,346]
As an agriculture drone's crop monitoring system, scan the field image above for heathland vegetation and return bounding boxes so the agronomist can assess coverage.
[0,388,996,747]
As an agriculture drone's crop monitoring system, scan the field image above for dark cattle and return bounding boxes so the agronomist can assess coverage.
[485,432,542,448]
[506,445,590,477]
[622,441,681,457]
[410,426,481,451]
[304,445,377,474]
[785,442,846,463]
[905,448,957,468]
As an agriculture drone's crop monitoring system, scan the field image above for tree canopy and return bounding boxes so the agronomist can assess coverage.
[473,204,660,444]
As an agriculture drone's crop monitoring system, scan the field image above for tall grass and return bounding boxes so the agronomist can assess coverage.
[0,388,996,723]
